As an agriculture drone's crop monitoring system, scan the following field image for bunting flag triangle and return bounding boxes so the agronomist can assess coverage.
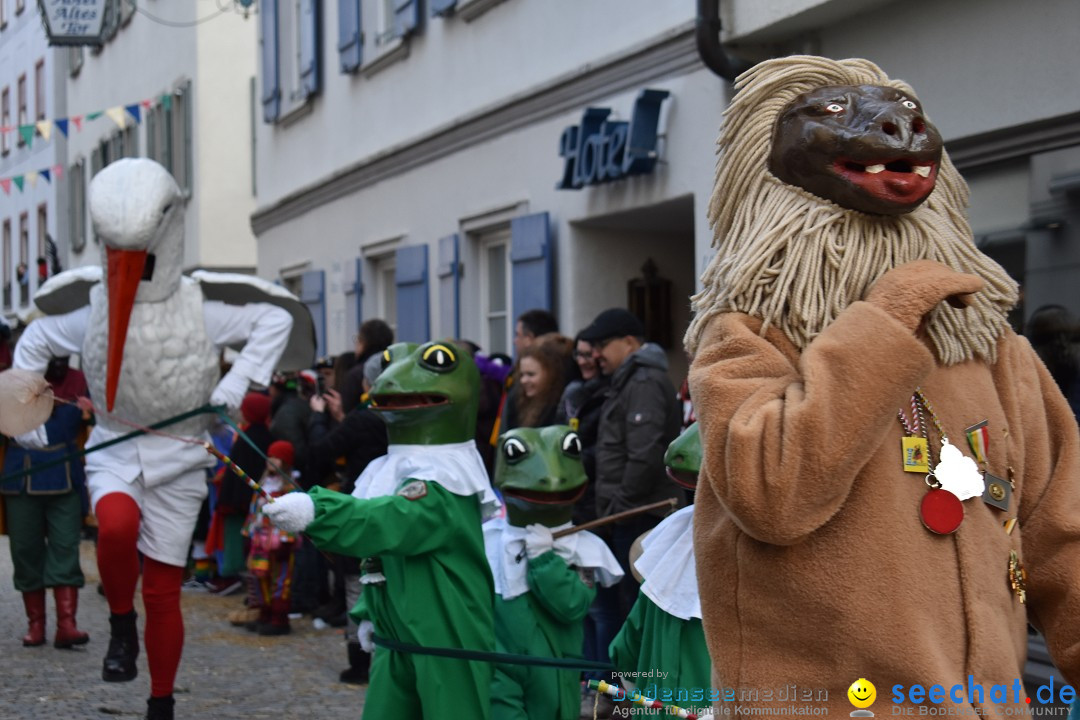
[35,120,52,142]
[141,99,153,109]
[55,118,69,137]
[18,125,34,148]
[72,116,83,131]
[105,107,126,129]
[26,171,38,188]
[53,164,64,181]
[86,111,103,121]
[13,176,24,192]
[161,93,173,112]
[40,169,51,184]
[0,178,10,195]
[124,104,141,124]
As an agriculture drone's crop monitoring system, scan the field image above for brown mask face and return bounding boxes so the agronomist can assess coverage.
[767,84,943,216]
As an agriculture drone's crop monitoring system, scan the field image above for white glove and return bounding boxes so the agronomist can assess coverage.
[262,492,315,533]
[209,370,249,411]
[357,620,375,653]
[14,426,49,449]
[524,523,554,559]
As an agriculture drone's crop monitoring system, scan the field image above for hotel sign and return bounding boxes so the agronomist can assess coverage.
[557,89,670,190]
[37,0,109,46]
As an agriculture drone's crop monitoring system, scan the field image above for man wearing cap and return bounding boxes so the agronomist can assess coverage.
[579,308,682,619]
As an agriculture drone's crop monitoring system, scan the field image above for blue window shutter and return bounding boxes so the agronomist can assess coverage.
[337,0,362,73]
[393,0,419,37]
[430,0,456,16]
[260,0,281,122]
[395,245,430,343]
[299,0,321,98]
[437,234,460,340]
[300,269,327,357]
[510,212,553,321]
[345,256,363,339]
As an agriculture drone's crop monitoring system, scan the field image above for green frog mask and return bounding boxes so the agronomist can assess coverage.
[664,421,701,490]
[369,341,481,445]
[495,425,587,528]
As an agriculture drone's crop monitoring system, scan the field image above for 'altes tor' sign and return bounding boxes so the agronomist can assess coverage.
[37,0,109,46]
[557,89,670,190]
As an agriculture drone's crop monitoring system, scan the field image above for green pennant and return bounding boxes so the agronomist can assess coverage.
[161,94,173,112]
[13,176,24,192]
[86,111,103,121]
[18,125,34,148]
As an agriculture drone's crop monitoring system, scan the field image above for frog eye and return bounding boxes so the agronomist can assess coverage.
[562,432,582,457]
[901,99,918,110]
[825,103,844,113]
[420,344,457,373]
[381,349,392,370]
[503,437,528,463]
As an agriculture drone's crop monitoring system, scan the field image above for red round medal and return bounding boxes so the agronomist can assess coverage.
[920,489,963,534]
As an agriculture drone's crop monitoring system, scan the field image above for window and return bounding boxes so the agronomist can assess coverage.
[1,0,7,29]
[18,212,28,304]
[69,47,84,76]
[369,253,398,336]
[70,160,86,254]
[2,220,10,310]
[36,204,47,261]
[34,59,45,126]
[260,0,320,122]
[359,0,418,75]
[1,87,9,156]
[15,0,23,15]
[16,74,26,146]
[170,82,192,193]
[479,229,512,355]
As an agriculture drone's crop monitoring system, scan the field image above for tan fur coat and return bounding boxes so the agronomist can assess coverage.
[689,281,1080,712]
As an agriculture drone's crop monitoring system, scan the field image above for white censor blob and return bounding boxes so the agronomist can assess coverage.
[934,440,985,501]
[0,369,55,436]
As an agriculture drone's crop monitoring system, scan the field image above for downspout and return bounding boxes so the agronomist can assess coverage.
[696,0,754,81]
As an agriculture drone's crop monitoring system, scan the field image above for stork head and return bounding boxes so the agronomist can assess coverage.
[88,159,184,410]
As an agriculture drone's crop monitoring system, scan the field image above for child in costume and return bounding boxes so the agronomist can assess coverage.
[265,341,500,719]
[685,56,1080,711]
[484,425,623,720]
[242,440,301,636]
[609,422,710,702]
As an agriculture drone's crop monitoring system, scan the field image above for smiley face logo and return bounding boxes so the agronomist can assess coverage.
[848,678,876,709]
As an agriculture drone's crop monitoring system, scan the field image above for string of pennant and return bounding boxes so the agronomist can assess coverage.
[0,91,175,195]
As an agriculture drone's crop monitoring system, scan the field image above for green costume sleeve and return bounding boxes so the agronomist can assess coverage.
[303,483,460,558]
[609,592,647,674]
[525,550,596,624]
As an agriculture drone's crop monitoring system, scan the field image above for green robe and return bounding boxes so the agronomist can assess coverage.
[609,593,711,702]
[304,482,495,720]
[491,550,596,720]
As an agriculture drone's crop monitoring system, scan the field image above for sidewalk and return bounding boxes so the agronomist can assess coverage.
[0,536,365,719]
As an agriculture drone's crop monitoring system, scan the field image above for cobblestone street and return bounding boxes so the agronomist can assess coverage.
[0,537,365,719]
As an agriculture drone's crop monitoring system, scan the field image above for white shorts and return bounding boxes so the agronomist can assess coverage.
[89,469,209,568]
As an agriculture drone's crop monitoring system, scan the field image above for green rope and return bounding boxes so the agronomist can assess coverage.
[0,404,219,484]
[372,634,615,671]
[214,408,274,467]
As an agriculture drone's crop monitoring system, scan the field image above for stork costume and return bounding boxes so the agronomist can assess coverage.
[13,159,309,720]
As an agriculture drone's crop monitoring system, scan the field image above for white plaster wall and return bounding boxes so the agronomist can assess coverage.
[816,0,1080,141]
[255,0,697,207]
[256,67,725,358]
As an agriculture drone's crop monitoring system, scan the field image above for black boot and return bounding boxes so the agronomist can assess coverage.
[102,611,139,682]
[146,695,174,720]
[338,642,370,684]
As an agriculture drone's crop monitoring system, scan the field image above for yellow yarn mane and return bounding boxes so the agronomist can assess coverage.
[684,56,1017,365]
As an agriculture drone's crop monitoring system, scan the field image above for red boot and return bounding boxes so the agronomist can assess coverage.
[53,586,90,648]
[21,590,46,647]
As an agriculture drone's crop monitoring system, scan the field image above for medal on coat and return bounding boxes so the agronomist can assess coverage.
[964,420,1011,512]
[1007,550,1027,604]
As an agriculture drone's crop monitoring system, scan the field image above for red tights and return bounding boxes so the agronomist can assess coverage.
[95,493,185,698]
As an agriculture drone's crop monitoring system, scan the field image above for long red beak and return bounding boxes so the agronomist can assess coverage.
[105,248,147,411]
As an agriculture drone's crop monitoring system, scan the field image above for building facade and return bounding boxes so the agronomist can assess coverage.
[62,0,258,277]
[251,0,1080,375]
[0,0,67,322]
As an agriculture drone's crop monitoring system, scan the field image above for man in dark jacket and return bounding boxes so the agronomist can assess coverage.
[580,308,682,618]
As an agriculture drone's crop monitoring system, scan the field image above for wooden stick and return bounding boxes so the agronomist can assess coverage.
[552,498,678,539]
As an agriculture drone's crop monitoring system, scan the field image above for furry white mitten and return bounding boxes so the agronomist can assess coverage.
[209,370,249,410]
[524,524,554,559]
[262,492,315,533]
[357,620,375,653]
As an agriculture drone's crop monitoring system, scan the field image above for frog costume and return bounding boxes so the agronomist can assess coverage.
[485,426,623,720]
[265,342,500,719]
[609,422,710,701]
